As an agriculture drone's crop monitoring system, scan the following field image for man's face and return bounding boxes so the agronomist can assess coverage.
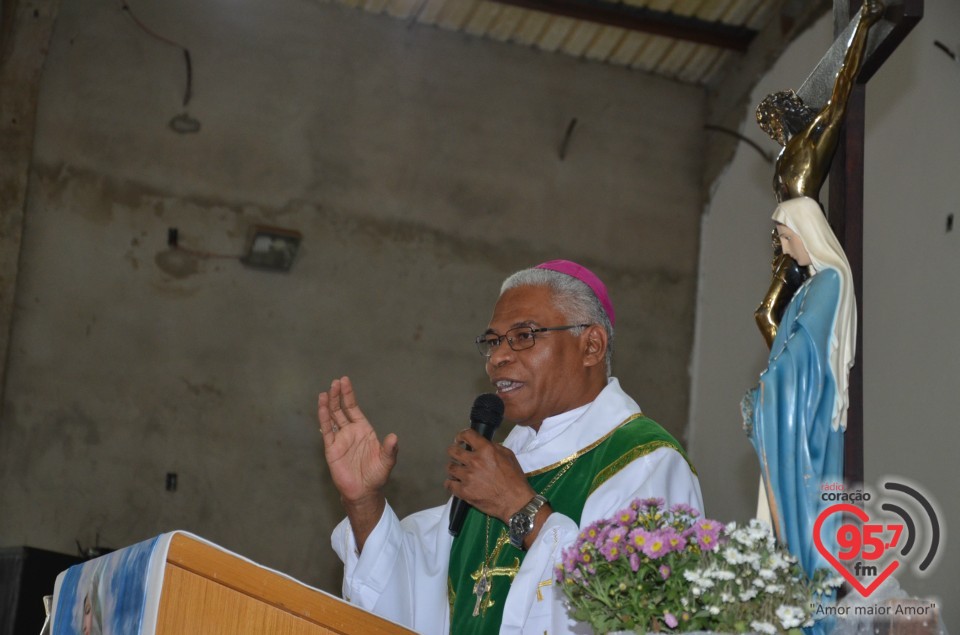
[483,285,596,430]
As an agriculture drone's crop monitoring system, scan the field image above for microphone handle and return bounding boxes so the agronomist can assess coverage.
[448,422,499,537]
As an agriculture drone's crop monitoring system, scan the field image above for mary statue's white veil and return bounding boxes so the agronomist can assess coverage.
[772,196,857,432]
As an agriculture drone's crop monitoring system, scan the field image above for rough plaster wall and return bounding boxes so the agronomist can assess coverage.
[0,0,705,592]
[691,3,959,629]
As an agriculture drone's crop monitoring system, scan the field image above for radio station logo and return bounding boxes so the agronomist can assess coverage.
[813,478,941,598]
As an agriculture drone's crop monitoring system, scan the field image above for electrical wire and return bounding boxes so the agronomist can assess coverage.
[704,124,775,163]
[121,2,195,109]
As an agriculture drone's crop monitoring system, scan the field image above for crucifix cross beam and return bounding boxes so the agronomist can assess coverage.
[822,0,923,489]
[797,0,924,111]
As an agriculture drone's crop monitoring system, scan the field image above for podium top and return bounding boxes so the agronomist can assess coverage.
[50,531,416,635]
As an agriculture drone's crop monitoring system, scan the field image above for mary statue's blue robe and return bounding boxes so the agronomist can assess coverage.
[744,267,844,582]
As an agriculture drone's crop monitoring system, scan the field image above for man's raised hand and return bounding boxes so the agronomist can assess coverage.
[318,376,398,550]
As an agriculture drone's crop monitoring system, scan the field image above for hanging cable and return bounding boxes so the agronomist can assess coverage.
[121,2,200,132]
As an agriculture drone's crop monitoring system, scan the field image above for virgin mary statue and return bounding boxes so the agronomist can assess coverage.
[743,196,857,581]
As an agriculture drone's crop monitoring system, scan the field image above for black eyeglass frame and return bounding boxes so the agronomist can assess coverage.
[474,324,591,358]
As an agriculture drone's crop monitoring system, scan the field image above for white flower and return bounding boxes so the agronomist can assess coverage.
[767,552,789,571]
[752,577,766,588]
[747,519,772,538]
[733,530,754,547]
[765,583,785,594]
[683,570,702,584]
[751,620,777,634]
[776,605,806,629]
[720,592,735,603]
[708,605,721,615]
[723,547,744,564]
[739,588,758,601]
[711,570,736,581]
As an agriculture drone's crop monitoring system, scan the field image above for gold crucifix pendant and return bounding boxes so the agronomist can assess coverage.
[472,565,490,617]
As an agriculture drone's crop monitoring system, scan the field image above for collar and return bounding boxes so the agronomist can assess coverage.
[502,378,641,473]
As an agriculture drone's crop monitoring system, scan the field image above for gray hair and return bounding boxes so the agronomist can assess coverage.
[500,268,614,377]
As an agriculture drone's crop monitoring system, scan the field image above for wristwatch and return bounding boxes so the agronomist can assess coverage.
[508,494,549,549]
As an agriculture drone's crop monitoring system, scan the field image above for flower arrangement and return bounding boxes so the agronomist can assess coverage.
[557,498,841,634]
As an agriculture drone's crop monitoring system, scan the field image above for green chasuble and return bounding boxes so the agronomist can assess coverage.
[447,414,693,635]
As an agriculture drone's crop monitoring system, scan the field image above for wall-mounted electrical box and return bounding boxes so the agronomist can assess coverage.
[240,225,302,272]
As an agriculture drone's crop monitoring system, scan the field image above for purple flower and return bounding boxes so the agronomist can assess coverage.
[641,530,668,559]
[580,549,594,565]
[599,542,622,561]
[628,527,651,551]
[696,519,721,532]
[561,546,580,573]
[581,520,603,543]
[639,497,665,510]
[659,564,671,580]
[600,526,627,561]
[616,506,638,525]
[659,526,687,553]
[630,552,642,572]
[607,525,627,546]
[669,502,701,518]
[693,519,722,551]
[664,612,679,629]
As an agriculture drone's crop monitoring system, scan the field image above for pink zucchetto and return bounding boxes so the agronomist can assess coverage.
[535,259,616,326]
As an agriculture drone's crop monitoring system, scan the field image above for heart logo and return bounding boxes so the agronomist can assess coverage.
[813,503,900,597]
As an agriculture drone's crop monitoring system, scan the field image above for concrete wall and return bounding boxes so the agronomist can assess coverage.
[0,0,705,591]
[690,3,960,629]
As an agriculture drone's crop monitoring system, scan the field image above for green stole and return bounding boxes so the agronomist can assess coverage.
[446,414,694,635]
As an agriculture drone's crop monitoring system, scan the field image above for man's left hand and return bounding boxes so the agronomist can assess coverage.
[445,429,535,524]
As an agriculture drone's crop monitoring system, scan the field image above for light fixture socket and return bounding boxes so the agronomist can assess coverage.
[241,225,302,272]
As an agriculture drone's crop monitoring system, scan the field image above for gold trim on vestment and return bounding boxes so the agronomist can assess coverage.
[589,440,691,494]
[536,579,553,602]
[524,413,645,477]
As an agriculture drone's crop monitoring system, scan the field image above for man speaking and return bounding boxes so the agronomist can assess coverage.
[318,260,702,634]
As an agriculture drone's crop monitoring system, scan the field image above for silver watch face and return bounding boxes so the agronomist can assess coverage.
[509,512,534,547]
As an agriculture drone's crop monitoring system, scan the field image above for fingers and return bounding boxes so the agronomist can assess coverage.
[320,376,361,432]
[317,391,335,438]
[446,428,494,485]
[317,376,352,440]
[456,428,487,448]
[382,432,400,467]
[339,376,364,419]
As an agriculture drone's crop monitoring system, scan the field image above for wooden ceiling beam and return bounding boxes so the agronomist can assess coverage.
[488,0,757,51]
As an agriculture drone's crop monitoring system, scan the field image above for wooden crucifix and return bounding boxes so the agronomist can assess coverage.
[821,0,923,489]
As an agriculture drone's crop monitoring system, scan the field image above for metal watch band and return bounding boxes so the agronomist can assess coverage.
[508,494,549,549]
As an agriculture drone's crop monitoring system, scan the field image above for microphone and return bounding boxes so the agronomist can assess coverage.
[448,393,505,537]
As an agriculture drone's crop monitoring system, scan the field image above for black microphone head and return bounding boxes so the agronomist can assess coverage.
[470,393,504,430]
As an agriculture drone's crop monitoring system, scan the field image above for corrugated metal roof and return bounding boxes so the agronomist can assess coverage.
[327,0,780,85]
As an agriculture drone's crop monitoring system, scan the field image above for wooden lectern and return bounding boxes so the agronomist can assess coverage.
[51,532,415,635]
[157,533,412,634]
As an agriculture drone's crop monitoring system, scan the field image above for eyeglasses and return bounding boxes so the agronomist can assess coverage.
[474,324,590,358]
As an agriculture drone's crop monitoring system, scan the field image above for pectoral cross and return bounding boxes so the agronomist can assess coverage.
[470,558,521,617]
[472,565,490,617]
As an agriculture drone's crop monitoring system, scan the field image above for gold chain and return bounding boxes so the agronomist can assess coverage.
[469,457,579,617]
